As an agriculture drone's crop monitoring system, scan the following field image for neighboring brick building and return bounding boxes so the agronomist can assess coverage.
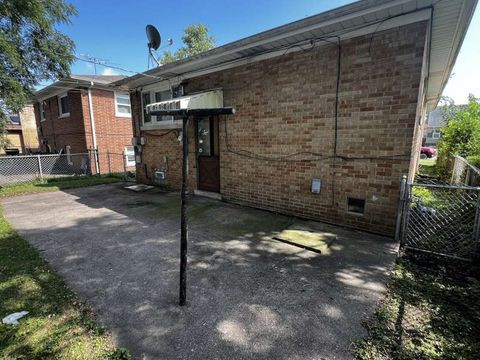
[33,75,135,173]
[1,105,40,155]
[116,0,476,236]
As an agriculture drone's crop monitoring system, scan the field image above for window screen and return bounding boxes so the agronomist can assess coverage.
[155,90,173,121]
[115,93,131,116]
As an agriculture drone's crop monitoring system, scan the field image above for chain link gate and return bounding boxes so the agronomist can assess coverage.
[397,178,480,261]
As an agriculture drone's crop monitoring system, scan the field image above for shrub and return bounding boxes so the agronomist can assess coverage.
[436,96,480,179]
[467,154,480,169]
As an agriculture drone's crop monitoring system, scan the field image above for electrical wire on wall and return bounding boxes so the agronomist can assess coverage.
[222,116,410,163]
[143,129,179,138]
[218,29,410,207]
[42,3,437,201]
[213,3,439,208]
[331,37,341,207]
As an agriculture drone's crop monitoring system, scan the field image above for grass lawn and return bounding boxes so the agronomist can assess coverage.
[418,158,437,177]
[419,158,436,167]
[0,175,122,198]
[353,256,480,359]
[0,177,131,359]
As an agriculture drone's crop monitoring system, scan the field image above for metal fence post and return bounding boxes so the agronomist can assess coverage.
[474,191,480,259]
[395,175,407,243]
[122,151,127,181]
[37,154,43,181]
[96,147,100,175]
[400,183,411,248]
[91,147,100,175]
[107,150,111,174]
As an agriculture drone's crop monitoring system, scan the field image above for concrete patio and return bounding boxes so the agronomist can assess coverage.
[1,183,397,359]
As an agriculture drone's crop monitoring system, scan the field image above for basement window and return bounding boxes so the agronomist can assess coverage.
[347,197,365,215]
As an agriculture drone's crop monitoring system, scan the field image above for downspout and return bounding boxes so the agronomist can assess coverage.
[409,7,433,182]
[87,85,100,174]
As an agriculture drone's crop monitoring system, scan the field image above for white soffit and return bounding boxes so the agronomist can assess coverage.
[426,0,477,110]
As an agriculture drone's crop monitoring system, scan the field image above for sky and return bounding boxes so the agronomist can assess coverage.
[57,0,479,105]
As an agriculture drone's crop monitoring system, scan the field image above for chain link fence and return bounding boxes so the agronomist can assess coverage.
[0,153,91,185]
[97,151,136,180]
[451,155,480,187]
[398,179,480,261]
[0,150,136,186]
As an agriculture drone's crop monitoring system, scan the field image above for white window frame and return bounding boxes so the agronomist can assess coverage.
[57,93,70,118]
[432,130,441,139]
[140,83,182,130]
[39,102,46,121]
[114,91,132,118]
[124,146,135,167]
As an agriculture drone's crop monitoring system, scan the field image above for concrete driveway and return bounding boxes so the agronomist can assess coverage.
[2,183,397,359]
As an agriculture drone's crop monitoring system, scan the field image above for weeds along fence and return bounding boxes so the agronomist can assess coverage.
[397,177,480,261]
[451,155,480,187]
[0,151,136,186]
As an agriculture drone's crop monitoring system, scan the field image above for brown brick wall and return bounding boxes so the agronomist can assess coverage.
[34,88,134,174]
[35,90,88,154]
[82,89,134,173]
[130,91,187,185]
[132,21,428,236]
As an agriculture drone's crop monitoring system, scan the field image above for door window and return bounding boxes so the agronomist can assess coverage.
[197,118,211,156]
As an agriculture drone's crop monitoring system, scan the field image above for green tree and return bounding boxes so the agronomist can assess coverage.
[0,0,77,150]
[438,96,468,124]
[436,95,480,178]
[0,113,8,150]
[160,24,215,64]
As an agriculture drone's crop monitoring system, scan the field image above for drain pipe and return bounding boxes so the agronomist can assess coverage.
[87,85,100,174]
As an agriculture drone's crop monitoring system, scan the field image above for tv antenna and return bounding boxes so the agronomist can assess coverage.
[79,53,107,75]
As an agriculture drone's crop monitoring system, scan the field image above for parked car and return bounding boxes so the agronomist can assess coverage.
[421,146,437,158]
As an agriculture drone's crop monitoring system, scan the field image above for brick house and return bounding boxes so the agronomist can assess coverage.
[33,75,135,174]
[115,0,476,236]
[422,108,445,147]
[1,105,40,155]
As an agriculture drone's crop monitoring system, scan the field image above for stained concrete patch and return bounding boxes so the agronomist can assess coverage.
[1,183,397,360]
[272,222,337,254]
[124,184,155,192]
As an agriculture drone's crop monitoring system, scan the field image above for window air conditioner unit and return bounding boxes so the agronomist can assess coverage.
[146,89,223,117]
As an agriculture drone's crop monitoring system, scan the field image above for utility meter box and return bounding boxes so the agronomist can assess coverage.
[311,178,321,194]
[154,170,166,185]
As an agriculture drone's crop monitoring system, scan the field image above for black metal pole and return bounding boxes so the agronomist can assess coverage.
[179,113,189,306]
[146,107,235,306]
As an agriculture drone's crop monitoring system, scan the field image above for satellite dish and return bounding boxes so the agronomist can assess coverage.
[146,25,161,50]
